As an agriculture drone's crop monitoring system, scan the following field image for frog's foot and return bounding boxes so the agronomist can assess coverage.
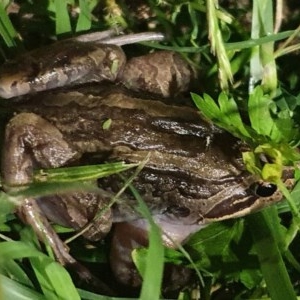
[18,197,115,295]
[18,197,78,265]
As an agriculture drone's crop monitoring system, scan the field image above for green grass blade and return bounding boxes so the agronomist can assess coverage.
[128,185,164,300]
[250,0,277,95]
[30,256,80,300]
[0,259,34,288]
[206,0,232,90]
[0,2,18,47]
[76,0,92,32]
[78,288,136,300]
[34,162,138,183]
[54,0,72,34]
[0,241,80,300]
[247,207,297,300]
[0,274,45,300]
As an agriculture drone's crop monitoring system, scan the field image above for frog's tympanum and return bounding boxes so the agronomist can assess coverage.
[0,31,291,290]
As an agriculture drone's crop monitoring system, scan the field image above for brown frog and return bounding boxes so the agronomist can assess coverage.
[0,30,290,289]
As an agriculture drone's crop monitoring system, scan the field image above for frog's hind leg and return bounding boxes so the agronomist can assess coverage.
[2,112,115,294]
[2,111,78,262]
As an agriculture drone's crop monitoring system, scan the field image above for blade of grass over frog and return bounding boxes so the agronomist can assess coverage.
[246,207,297,300]
[0,274,45,300]
[7,181,100,201]
[66,155,150,243]
[127,184,164,300]
[0,2,18,47]
[34,162,139,183]
[54,0,71,35]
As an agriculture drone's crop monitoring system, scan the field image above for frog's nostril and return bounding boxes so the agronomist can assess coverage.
[250,182,277,197]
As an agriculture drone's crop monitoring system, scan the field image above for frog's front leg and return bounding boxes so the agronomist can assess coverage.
[2,112,112,265]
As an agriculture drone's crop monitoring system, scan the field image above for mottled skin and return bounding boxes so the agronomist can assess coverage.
[0,34,287,288]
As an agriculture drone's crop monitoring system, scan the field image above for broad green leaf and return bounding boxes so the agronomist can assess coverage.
[261,163,282,183]
[240,269,262,289]
[271,115,297,143]
[191,93,221,122]
[192,92,252,141]
[218,93,252,138]
[248,87,274,136]
[187,221,242,256]
[242,151,262,176]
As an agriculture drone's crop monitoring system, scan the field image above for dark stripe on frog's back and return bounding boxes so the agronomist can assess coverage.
[15,86,244,178]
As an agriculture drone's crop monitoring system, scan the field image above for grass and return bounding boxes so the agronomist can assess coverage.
[1,0,300,299]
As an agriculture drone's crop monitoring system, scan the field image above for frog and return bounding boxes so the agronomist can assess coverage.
[0,29,293,290]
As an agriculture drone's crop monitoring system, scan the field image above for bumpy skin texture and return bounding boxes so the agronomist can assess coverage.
[0,42,126,99]
[1,40,285,288]
[119,51,193,97]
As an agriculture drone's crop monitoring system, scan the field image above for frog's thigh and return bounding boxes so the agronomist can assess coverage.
[2,112,79,265]
[2,112,77,186]
[3,112,112,261]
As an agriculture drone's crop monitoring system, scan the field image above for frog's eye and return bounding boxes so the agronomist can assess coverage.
[250,182,277,197]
